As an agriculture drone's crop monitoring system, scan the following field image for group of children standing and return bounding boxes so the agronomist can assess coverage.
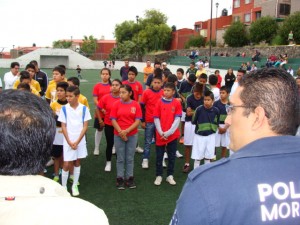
[13,61,231,195]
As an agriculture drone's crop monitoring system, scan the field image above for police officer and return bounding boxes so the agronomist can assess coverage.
[171,68,300,225]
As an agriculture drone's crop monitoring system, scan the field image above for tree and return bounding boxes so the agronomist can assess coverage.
[249,16,278,44]
[185,35,206,48]
[114,9,172,59]
[223,21,249,47]
[52,40,72,48]
[279,11,300,44]
[81,35,97,57]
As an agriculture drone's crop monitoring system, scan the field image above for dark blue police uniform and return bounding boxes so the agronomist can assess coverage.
[171,136,300,225]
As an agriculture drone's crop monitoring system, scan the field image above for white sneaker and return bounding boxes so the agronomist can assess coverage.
[164,152,168,159]
[163,159,167,168]
[142,159,149,169]
[176,150,183,158]
[166,175,176,185]
[72,185,80,196]
[104,161,111,172]
[136,146,144,153]
[154,176,162,186]
[93,149,99,155]
[46,158,54,167]
[112,146,116,154]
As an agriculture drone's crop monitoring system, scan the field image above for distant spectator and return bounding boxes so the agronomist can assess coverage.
[251,64,257,71]
[242,52,246,57]
[103,60,108,68]
[236,52,240,57]
[251,50,260,62]
[266,54,278,68]
[246,62,251,71]
[224,68,236,92]
[215,70,222,89]
[287,66,294,76]
[288,31,294,44]
[76,65,82,79]
[120,60,130,81]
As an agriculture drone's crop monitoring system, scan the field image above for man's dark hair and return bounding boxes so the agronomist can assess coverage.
[58,64,66,71]
[199,73,208,80]
[237,69,246,74]
[0,90,56,175]
[154,68,163,77]
[128,66,138,76]
[164,82,176,91]
[17,83,31,92]
[29,60,38,66]
[25,63,36,71]
[220,85,229,93]
[20,71,30,82]
[53,66,65,75]
[10,62,20,68]
[239,68,299,135]
[193,82,204,93]
[167,74,178,84]
[66,86,80,96]
[204,90,214,100]
[67,77,80,86]
[153,74,162,81]
[177,68,184,74]
[188,74,197,83]
[57,82,69,91]
[209,74,218,86]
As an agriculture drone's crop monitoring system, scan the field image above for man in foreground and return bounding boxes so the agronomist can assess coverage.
[0,90,109,225]
[171,68,300,225]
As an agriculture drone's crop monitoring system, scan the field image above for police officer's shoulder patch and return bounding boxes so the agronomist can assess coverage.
[188,158,230,181]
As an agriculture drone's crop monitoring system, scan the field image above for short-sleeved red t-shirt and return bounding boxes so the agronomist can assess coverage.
[141,88,164,123]
[98,93,120,126]
[93,82,111,118]
[122,80,143,102]
[153,98,182,146]
[110,100,142,136]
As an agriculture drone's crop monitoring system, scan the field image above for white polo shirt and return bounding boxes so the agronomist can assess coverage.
[58,103,91,146]
[4,71,19,89]
[0,175,109,225]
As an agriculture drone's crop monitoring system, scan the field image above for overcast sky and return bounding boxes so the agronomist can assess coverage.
[1,0,232,52]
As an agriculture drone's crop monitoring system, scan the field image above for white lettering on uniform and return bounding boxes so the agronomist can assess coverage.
[273,182,289,200]
[258,184,272,202]
[258,182,300,222]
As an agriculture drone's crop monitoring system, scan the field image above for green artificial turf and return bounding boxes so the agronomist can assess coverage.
[0,67,224,225]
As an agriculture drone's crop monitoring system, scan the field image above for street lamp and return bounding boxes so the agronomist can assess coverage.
[216,2,219,44]
[209,0,213,67]
[136,15,139,61]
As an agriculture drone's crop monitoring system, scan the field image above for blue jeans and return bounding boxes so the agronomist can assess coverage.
[156,139,177,176]
[143,122,155,159]
[114,134,138,179]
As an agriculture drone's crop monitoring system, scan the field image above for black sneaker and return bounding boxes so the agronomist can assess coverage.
[126,177,136,189]
[116,177,125,190]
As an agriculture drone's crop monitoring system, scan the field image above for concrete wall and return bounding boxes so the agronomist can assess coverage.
[291,0,300,13]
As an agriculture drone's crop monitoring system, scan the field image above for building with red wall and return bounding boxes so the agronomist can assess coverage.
[170,28,199,50]
[232,0,261,24]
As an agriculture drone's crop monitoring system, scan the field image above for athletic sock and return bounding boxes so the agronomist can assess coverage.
[95,130,103,150]
[73,166,81,187]
[61,170,69,187]
[194,160,200,169]
[204,159,211,164]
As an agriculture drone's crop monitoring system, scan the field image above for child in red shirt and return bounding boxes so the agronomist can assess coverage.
[97,79,122,172]
[140,75,164,169]
[153,82,182,186]
[92,68,111,155]
[110,84,142,190]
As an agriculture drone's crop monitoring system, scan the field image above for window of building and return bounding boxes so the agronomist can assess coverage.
[244,13,251,22]
[279,4,291,16]
[255,11,261,20]
[245,0,251,4]
[234,0,240,8]
[234,16,240,22]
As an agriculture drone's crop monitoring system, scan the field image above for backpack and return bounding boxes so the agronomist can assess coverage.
[61,105,87,123]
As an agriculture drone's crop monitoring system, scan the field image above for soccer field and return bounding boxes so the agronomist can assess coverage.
[0,67,223,225]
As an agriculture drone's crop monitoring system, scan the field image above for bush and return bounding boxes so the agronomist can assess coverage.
[271,35,284,46]
[206,40,216,47]
[279,11,300,44]
[185,35,206,48]
[249,16,278,44]
[223,21,249,47]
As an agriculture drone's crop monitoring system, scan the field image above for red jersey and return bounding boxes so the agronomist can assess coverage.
[93,82,111,118]
[98,93,120,126]
[217,75,222,89]
[153,98,182,146]
[141,88,164,123]
[122,80,143,102]
[110,100,142,136]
